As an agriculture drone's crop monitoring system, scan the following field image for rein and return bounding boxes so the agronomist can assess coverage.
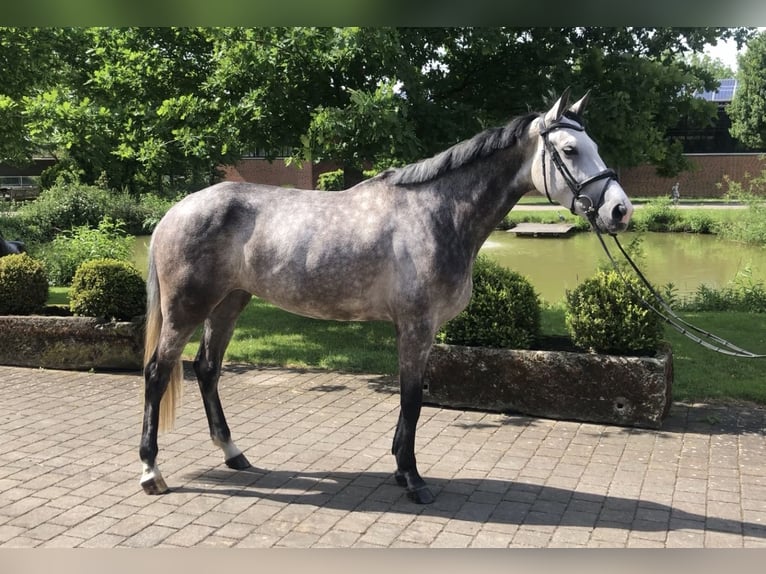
[588,214,766,359]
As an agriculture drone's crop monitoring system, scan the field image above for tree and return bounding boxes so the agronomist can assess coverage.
[0,28,88,166]
[686,52,735,80]
[10,27,756,193]
[729,31,766,150]
[387,27,754,176]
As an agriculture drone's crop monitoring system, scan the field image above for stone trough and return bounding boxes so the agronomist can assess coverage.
[423,342,673,429]
[0,314,144,371]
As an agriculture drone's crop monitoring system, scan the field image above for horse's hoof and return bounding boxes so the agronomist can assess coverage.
[140,473,169,495]
[407,486,435,505]
[394,471,434,504]
[225,453,251,470]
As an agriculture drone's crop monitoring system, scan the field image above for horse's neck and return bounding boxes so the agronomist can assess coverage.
[439,150,530,253]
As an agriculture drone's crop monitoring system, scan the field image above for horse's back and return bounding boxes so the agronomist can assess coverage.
[151,180,408,321]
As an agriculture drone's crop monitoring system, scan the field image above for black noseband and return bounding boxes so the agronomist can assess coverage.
[540,118,618,216]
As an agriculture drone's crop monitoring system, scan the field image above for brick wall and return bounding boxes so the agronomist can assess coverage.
[221,158,340,190]
[224,153,766,198]
[619,154,766,198]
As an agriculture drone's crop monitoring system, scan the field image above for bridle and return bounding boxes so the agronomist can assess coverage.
[540,114,766,358]
[536,101,764,358]
[539,116,618,218]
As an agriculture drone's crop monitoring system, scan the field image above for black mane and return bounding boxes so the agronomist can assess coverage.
[382,112,540,186]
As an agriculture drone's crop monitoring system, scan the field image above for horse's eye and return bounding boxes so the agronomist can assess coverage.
[562,146,578,157]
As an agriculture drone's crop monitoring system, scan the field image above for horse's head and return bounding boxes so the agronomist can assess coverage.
[529,88,633,234]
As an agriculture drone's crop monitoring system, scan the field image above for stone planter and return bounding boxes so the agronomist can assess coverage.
[0,314,144,371]
[423,342,673,429]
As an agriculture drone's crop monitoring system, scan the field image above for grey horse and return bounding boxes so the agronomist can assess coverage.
[140,89,634,503]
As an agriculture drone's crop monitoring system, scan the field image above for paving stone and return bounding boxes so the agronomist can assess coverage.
[0,365,763,548]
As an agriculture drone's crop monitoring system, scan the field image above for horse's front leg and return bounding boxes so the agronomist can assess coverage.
[392,323,436,504]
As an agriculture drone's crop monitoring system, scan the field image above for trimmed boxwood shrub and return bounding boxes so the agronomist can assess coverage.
[0,253,49,315]
[437,255,541,349]
[565,269,663,355]
[69,258,146,321]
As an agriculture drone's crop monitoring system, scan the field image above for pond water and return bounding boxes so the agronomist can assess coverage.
[480,230,766,302]
[131,231,766,304]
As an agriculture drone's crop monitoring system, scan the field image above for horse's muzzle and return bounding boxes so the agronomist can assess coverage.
[601,201,633,234]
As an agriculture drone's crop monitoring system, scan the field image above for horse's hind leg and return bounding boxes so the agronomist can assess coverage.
[140,323,198,495]
[194,290,252,470]
[140,357,177,494]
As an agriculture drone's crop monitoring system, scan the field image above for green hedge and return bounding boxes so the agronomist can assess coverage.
[565,269,663,355]
[0,253,49,315]
[69,259,146,321]
[438,255,541,349]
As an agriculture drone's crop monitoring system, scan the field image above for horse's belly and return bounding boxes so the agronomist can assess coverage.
[258,292,390,322]
[249,270,393,323]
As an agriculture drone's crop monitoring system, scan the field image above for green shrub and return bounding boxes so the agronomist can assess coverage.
[565,269,663,355]
[715,174,766,244]
[69,258,146,321]
[137,192,176,233]
[39,217,135,286]
[680,266,766,313]
[632,197,682,232]
[437,255,541,349]
[317,169,345,191]
[679,212,716,234]
[10,183,175,245]
[15,183,113,242]
[0,253,49,315]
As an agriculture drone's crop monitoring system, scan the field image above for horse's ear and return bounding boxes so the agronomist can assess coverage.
[544,87,571,126]
[568,90,591,116]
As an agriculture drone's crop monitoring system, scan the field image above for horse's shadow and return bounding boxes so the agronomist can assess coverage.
[176,465,765,539]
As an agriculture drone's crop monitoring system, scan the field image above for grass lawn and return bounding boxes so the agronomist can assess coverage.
[184,297,399,375]
[181,297,766,406]
[48,286,69,306]
[50,283,766,405]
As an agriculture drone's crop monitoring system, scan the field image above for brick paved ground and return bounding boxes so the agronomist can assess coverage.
[0,363,764,548]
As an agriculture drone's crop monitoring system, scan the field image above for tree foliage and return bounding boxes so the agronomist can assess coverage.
[0,26,755,193]
[729,30,766,150]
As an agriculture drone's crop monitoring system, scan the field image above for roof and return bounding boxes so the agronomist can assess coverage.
[696,78,738,103]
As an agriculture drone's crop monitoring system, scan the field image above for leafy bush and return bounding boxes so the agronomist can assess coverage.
[565,269,663,355]
[317,169,345,191]
[137,192,176,233]
[678,212,716,234]
[69,258,146,321]
[0,253,49,315]
[14,183,114,243]
[632,197,682,232]
[715,173,766,244]
[680,266,766,313]
[437,255,541,349]
[39,217,135,286]
[9,184,176,246]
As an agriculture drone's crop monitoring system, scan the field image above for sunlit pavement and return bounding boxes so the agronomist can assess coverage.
[0,363,764,548]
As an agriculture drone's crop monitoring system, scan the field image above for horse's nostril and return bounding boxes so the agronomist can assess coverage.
[612,204,627,221]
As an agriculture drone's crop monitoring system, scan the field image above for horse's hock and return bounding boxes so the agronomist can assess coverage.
[424,343,673,429]
[0,315,144,371]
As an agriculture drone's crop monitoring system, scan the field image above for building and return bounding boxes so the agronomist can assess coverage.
[619,78,765,199]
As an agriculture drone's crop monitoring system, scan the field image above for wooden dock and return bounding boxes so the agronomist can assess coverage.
[507,222,576,237]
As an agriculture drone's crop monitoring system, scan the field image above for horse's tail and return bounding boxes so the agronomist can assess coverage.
[144,249,182,433]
